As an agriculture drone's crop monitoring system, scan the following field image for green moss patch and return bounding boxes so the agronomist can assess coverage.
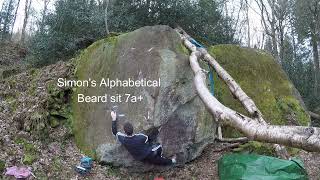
[72,35,119,157]
[0,160,5,174]
[24,144,37,165]
[23,154,37,165]
[233,141,301,156]
[176,42,189,55]
[51,157,63,172]
[233,141,275,156]
[15,138,38,165]
[276,97,309,125]
[105,165,121,177]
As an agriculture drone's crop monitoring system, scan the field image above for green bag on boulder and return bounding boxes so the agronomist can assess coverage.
[218,153,308,180]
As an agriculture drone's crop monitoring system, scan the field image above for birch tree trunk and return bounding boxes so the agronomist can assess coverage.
[270,3,280,65]
[20,0,32,43]
[176,28,320,153]
[245,0,250,47]
[104,0,110,35]
[2,0,14,40]
[10,0,21,38]
[311,33,320,97]
[256,0,280,65]
[39,0,49,33]
[0,1,5,35]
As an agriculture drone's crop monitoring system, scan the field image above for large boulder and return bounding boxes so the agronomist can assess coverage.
[208,45,310,138]
[72,25,216,171]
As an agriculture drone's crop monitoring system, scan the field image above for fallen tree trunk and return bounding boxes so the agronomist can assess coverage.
[188,51,320,152]
[199,48,264,122]
[185,39,289,158]
[177,30,320,152]
[217,137,248,143]
[177,29,290,158]
[212,143,243,152]
[176,28,264,122]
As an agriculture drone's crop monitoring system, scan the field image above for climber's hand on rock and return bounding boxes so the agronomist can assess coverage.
[111,111,117,121]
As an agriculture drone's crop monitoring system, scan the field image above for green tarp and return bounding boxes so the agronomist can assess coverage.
[218,153,308,180]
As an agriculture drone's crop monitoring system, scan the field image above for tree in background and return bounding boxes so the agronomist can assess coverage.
[293,0,320,100]
[104,0,110,35]
[0,0,15,40]
[254,0,320,114]
[255,0,291,66]
[108,0,235,44]
[10,0,20,38]
[28,0,105,66]
[20,0,32,43]
[39,0,50,34]
[28,0,236,67]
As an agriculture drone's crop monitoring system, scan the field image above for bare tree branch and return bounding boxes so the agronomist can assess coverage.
[309,111,320,120]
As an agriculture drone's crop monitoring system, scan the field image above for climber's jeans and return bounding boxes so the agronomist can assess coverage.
[143,144,173,166]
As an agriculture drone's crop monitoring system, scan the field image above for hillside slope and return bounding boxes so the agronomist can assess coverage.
[0,42,26,79]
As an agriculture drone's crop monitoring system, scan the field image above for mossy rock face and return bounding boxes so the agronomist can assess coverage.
[73,25,215,171]
[47,81,73,129]
[208,45,310,138]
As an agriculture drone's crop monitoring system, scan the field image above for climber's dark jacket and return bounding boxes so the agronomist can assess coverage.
[112,120,152,160]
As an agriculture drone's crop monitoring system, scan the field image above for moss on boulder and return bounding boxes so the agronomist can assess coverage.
[208,45,310,137]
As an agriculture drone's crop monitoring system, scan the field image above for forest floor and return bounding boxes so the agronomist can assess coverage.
[1,126,319,180]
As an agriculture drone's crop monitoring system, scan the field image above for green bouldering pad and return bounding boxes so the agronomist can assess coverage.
[218,153,308,180]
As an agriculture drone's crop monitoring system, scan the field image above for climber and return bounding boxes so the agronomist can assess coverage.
[110,110,176,166]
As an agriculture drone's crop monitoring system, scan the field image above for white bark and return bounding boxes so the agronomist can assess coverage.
[11,0,21,38]
[255,0,280,64]
[217,137,248,143]
[245,0,250,47]
[217,125,223,140]
[176,28,320,153]
[20,0,32,43]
